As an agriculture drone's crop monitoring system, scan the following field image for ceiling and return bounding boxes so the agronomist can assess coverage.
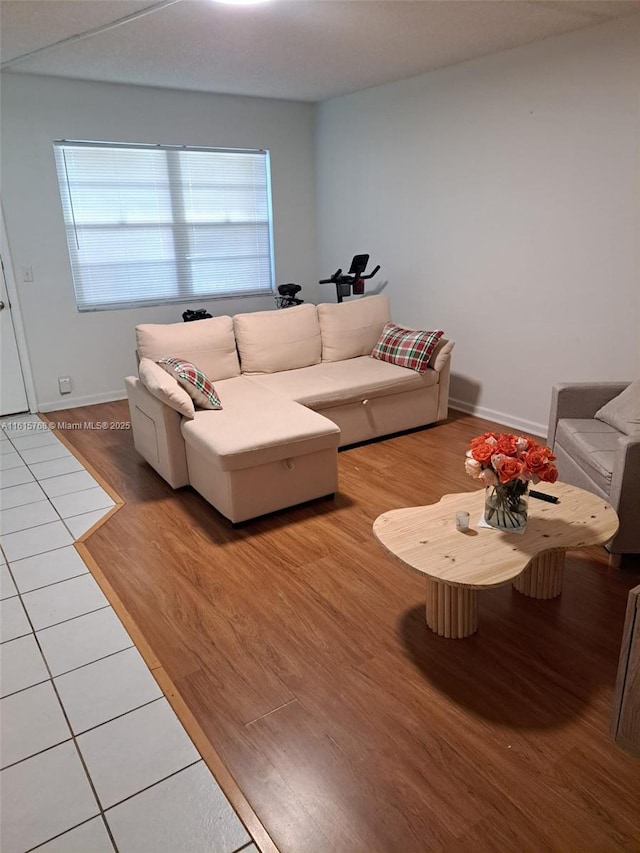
[2,0,639,102]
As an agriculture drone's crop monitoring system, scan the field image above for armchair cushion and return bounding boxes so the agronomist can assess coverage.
[595,379,640,435]
[555,419,620,494]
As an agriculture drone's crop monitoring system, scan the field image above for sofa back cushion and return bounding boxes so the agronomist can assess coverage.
[136,316,240,381]
[317,294,391,362]
[233,303,321,374]
[595,379,640,435]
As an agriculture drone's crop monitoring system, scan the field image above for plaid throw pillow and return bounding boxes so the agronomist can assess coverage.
[370,324,443,373]
[157,358,222,410]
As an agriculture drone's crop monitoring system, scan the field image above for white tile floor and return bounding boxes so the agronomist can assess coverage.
[0,414,257,853]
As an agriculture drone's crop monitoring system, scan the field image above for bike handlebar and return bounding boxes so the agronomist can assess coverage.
[360,265,380,280]
[319,268,342,284]
[319,263,380,285]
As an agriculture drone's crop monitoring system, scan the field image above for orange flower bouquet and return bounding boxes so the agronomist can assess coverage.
[465,432,558,531]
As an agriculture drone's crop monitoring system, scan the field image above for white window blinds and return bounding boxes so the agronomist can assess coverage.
[54,141,275,311]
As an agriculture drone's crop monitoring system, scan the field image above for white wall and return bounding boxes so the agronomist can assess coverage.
[316,15,640,435]
[0,74,317,411]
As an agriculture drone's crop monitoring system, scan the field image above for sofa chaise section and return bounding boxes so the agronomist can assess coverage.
[181,377,339,523]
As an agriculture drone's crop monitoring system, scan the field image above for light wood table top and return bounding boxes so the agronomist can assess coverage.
[373,481,619,590]
[374,482,619,638]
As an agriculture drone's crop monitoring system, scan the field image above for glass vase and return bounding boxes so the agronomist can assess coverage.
[484,480,529,532]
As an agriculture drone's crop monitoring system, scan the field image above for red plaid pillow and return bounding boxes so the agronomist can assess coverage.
[157,358,222,410]
[371,324,443,373]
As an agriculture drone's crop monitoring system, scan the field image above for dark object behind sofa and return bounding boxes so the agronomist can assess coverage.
[183,309,213,322]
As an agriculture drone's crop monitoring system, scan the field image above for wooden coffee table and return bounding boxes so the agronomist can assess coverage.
[373,482,619,639]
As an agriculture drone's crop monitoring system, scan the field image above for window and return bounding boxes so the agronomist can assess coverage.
[54,141,275,311]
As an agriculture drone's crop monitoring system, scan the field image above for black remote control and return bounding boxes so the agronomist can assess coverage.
[529,490,559,504]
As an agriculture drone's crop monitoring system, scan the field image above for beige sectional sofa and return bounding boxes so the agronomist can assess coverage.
[125,295,454,522]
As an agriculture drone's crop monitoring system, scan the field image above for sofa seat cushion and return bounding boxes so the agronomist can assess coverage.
[136,316,240,381]
[317,295,390,362]
[555,418,621,495]
[243,355,437,410]
[181,377,339,472]
[233,303,321,374]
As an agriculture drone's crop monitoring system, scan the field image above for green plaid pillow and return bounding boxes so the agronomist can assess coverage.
[371,323,443,373]
[157,358,222,410]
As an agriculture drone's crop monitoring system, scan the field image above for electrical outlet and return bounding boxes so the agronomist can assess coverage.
[58,376,72,395]
[21,265,33,283]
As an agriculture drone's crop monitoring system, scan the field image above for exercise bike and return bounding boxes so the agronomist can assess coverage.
[319,254,380,303]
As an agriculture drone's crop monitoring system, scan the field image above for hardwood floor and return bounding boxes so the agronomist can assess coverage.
[44,403,640,852]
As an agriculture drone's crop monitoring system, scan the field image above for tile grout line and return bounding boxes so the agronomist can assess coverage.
[25,814,116,853]
[18,603,113,637]
[2,414,263,853]
[66,694,165,740]
[5,568,90,599]
[1,466,107,544]
[47,672,123,853]
[2,551,190,853]
[102,758,203,814]
[0,496,50,516]
[0,642,136,700]
[1,425,94,577]
[3,493,110,530]
[34,416,128,510]
[0,730,74,773]
[2,511,205,852]
[32,642,136,680]
[2,425,104,523]
[1,436,125,850]
[3,459,85,482]
[0,484,47,502]
[0,530,76,564]
[15,453,86,482]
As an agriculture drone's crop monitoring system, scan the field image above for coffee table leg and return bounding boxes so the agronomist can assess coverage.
[425,578,478,638]
[513,550,564,599]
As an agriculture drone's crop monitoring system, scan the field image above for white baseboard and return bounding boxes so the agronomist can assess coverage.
[449,398,547,440]
[37,390,127,413]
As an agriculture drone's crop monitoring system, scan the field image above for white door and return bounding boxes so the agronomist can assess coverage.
[0,254,29,415]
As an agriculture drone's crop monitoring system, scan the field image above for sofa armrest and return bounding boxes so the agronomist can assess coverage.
[125,376,190,489]
[609,434,640,554]
[431,339,455,374]
[547,382,630,447]
[432,340,454,421]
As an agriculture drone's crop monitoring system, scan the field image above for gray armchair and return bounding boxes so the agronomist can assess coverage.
[548,382,640,567]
